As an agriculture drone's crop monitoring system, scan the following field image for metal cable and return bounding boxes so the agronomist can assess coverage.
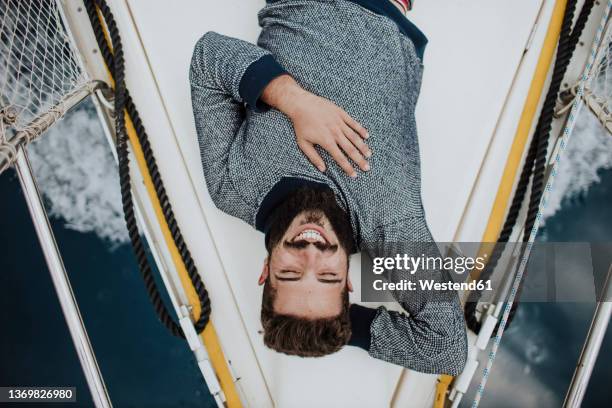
[84,0,211,338]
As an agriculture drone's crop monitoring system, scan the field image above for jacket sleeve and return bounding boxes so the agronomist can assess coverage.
[355,217,468,376]
[189,32,287,222]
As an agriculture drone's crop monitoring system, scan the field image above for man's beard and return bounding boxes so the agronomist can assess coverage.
[265,186,355,254]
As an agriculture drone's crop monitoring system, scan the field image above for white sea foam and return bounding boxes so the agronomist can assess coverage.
[542,109,612,220]
[27,104,128,244]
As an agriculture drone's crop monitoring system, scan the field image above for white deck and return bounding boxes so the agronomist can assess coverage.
[88,0,556,406]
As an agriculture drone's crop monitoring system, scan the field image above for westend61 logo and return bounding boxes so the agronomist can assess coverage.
[360,242,612,303]
[370,253,492,293]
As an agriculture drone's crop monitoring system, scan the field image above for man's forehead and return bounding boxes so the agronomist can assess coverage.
[273,283,342,318]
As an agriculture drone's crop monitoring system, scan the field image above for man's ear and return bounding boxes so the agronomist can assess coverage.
[258,257,269,286]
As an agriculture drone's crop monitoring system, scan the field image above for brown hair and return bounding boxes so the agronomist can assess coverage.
[260,277,351,357]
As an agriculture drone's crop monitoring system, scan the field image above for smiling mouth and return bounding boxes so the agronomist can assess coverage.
[292,223,332,245]
[293,229,327,244]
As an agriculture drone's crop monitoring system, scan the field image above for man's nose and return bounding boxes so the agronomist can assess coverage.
[302,243,324,262]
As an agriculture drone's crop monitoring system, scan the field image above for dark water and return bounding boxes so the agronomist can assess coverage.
[1,140,610,407]
[529,168,612,407]
[0,171,214,407]
[469,168,612,407]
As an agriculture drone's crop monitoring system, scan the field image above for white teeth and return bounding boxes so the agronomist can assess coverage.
[295,229,325,243]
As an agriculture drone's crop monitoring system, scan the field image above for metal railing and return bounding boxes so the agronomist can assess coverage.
[1,89,112,408]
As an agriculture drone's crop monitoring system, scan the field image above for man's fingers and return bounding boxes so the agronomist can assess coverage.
[299,141,326,172]
[343,125,372,158]
[338,135,370,172]
[341,111,368,139]
[328,144,357,178]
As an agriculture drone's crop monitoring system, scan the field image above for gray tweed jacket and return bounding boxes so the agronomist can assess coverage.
[190,0,467,375]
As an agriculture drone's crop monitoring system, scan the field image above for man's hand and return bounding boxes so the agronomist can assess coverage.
[261,74,371,178]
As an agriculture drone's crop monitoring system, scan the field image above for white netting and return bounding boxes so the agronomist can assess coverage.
[583,22,611,133]
[0,0,87,133]
[0,1,126,242]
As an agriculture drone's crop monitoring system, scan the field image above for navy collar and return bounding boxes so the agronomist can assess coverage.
[255,177,332,234]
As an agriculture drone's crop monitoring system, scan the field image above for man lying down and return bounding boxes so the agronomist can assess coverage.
[189,0,467,375]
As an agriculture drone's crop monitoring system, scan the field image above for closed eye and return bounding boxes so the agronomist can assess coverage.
[317,278,342,284]
[317,272,341,284]
[276,270,301,281]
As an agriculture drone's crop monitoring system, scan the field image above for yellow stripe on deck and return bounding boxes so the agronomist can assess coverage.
[95,7,242,407]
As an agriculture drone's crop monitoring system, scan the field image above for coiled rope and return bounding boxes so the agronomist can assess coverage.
[464,0,595,333]
[84,0,211,338]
